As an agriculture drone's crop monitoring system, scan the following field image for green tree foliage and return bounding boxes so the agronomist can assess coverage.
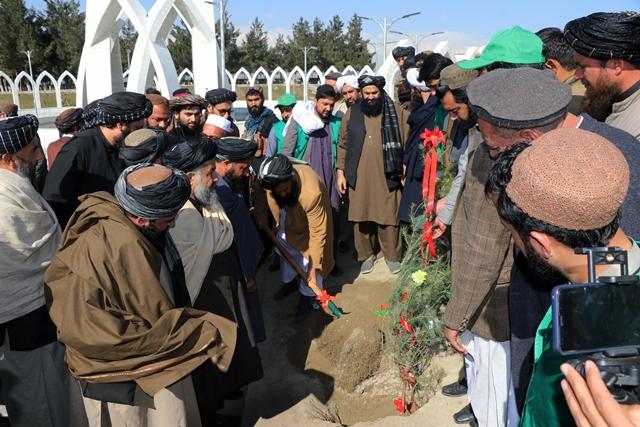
[0,0,41,77]
[167,19,192,73]
[215,9,242,73]
[240,18,269,71]
[42,0,84,75]
[344,14,373,69]
[118,18,137,72]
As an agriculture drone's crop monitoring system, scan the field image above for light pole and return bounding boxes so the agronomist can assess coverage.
[303,46,317,101]
[205,0,228,88]
[357,12,421,61]
[389,30,444,49]
[21,50,38,115]
[367,42,378,68]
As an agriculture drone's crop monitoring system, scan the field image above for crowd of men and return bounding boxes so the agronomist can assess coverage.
[0,9,639,427]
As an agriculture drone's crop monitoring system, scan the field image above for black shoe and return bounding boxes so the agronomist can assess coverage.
[453,404,477,424]
[442,377,468,397]
[273,280,298,301]
[268,255,280,272]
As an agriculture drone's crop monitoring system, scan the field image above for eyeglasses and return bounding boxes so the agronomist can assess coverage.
[216,108,233,115]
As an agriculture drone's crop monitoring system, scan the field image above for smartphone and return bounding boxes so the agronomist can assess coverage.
[552,282,640,356]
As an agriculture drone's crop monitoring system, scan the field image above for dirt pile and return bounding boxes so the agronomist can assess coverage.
[244,256,464,426]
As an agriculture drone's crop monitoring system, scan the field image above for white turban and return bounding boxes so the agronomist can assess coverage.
[407,68,429,92]
[336,75,359,93]
[205,113,232,132]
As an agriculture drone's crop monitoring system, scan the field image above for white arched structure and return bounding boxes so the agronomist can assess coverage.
[76,0,221,105]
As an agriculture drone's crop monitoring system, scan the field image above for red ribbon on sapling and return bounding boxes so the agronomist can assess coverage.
[419,127,447,262]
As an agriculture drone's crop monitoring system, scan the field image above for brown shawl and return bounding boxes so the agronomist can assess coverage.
[44,192,237,396]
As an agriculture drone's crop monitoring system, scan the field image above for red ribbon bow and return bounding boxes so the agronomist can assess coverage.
[419,127,447,263]
[315,290,335,309]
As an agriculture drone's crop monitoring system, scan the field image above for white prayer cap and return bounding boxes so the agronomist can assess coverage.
[205,113,232,132]
[336,75,359,93]
[406,68,429,92]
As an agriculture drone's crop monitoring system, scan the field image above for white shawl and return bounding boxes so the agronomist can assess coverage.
[284,101,325,136]
[0,168,61,323]
[170,199,234,303]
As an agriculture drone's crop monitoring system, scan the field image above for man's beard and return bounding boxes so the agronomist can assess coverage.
[459,109,478,131]
[272,181,300,208]
[180,122,202,135]
[248,105,263,117]
[582,75,618,121]
[523,239,566,284]
[194,176,223,212]
[139,223,168,244]
[15,159,35,181]
[361,96,384,117]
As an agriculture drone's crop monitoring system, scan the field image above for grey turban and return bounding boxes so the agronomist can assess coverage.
[358,75,386,90]
[258,154,296,189]
[94,92,152,126]
[0,114,39,155]
[114,163,190,220]
[162,138,217,172]
[119,129,169,166]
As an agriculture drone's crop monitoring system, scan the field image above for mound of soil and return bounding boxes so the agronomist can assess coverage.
[242,255,464,426]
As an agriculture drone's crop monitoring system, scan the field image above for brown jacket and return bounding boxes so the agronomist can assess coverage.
[265,164,334,277]
[444,143,513,342]
[44,192,237,396]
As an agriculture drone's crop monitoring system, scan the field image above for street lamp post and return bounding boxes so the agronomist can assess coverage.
[357,12,421,61]
[205,0,228,88]
[367,42,378,68]
[389,30,444,49]
[21,50,38,115]
[303,46,317,101]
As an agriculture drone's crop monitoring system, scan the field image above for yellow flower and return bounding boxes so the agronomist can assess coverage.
[411,270,427,286]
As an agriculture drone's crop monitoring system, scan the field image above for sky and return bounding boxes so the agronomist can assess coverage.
[26,0,640,63]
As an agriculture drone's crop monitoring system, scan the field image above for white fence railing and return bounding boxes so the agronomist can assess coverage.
[0,65,378,117]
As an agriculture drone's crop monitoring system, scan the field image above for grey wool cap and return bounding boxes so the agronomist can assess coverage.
[467,68,572,129]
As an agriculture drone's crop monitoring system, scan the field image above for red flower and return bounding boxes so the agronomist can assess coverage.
[393,397,406,414]
[380,304,388,311]
[399,316,415,334]
[401,292,408,301]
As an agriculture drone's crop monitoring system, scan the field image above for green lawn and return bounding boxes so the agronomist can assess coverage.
[0,85,319,110]
[0,90,76,109]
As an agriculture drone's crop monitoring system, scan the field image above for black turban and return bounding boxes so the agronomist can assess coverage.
[82,99,101,129]
[119,129,169,166]
[564,12,640,66]
[215,137,258,162]
[0,114,39,155]
[94,92,152,126]
[205,88,237,105]
[358,75,386,90]
[258,154,296,189]
[162,138,217,172]
[392,46,415,60]
[55,108,84,133]
[114,164,190,220]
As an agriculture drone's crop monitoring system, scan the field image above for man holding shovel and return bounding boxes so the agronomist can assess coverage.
[257,154,335,318]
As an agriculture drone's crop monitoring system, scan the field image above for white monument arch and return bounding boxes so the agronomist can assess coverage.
[76,0,222,106]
